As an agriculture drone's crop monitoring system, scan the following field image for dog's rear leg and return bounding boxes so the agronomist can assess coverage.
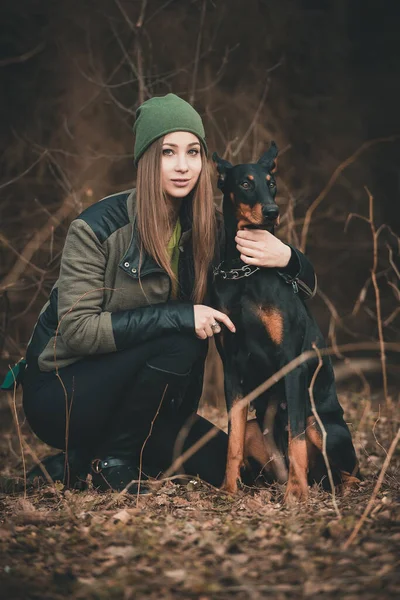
[284,368,309,503]
[222,397,247,494]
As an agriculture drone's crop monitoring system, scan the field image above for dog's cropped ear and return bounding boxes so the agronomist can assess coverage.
[258,141,279,172]
[212,152,233,190]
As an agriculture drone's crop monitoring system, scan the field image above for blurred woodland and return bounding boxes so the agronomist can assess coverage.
[1,0,400,403]
[1,0,400,389]
[0,2,400,599]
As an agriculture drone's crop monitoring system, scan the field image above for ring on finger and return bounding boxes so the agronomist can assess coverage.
[211,321,220,331]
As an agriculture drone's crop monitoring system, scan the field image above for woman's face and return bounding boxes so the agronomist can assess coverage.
[161,131,202,199]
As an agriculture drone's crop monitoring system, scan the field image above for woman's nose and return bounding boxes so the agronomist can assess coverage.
[175,154,189,172]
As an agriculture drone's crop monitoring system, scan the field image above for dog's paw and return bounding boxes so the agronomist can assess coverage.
[221,477,241,495]
[284,482,309,504]
[338,472,361,496]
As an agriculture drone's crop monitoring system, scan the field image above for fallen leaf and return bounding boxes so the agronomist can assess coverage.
[111,509,131,524]
[164,569,186,581]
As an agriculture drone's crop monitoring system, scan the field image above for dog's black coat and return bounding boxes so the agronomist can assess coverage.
[212,144,359,497]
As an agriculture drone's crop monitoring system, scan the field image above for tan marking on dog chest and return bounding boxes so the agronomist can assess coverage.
[258,307,284,345]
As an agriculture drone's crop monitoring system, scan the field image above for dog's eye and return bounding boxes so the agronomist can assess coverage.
[241,181,250,190]
[268,180,276,189]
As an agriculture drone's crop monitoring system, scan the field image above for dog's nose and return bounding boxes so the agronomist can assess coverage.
[262,205,279,220]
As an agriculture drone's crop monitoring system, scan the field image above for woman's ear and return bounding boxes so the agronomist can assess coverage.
[212,152,233,191]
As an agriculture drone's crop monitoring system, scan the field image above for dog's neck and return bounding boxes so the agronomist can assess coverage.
[222,195,275,268]
[222,196,244,268]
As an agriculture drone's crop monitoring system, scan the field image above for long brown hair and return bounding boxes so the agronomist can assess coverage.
[136,137,216,303]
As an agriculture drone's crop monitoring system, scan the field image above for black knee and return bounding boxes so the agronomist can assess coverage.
[148,334,208,376]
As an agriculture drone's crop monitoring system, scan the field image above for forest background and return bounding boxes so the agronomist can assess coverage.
[0,1,399,599]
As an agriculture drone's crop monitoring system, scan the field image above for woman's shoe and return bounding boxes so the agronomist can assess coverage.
[26,450,90,489]
[90,457,151,494]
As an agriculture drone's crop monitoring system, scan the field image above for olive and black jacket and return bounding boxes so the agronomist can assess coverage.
[25,189,316,395]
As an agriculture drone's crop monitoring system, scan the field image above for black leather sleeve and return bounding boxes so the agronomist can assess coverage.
[277,245,317,300]
[111,302,195,350]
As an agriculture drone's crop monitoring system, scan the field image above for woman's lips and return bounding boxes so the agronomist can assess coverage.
[171,179,190,187]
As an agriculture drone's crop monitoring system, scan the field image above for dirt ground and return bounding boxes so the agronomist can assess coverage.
[0,390,399,600]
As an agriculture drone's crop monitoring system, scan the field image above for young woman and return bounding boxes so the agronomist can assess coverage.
[19,94,317,492]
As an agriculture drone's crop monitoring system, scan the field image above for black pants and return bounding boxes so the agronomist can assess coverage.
[22,334,229,487]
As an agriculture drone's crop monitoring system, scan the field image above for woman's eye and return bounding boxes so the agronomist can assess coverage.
[188,149,200,156]
[241,181,250,189]
[162,148,174,156]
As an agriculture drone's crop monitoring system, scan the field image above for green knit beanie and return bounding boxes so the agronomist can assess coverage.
[133,93,208,165]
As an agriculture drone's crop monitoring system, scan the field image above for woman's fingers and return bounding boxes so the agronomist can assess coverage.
[204,324,214,338]
[236,243,263,258]
[235,234,262,249]
[212,309,236,332]
[193,305,236,336]
[195,328,208,340]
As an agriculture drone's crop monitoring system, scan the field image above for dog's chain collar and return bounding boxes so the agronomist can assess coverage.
[213,263,260,280]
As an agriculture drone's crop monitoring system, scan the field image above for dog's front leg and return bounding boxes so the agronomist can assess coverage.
[221,357,247,494]
[284,368,309,503]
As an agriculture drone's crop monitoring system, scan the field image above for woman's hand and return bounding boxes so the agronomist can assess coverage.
[193,305,236,339]
[235,229,291,268]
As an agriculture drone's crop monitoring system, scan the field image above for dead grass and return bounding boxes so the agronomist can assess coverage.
[0,390,399,599]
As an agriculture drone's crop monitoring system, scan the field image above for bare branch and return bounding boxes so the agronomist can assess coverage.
[343,427,400,549]
[189,0,207,105]
[0,193,79,292]
[231,78,271,157]
[0,151,47,191]
[0,42,45,67]
[300,135,400,253]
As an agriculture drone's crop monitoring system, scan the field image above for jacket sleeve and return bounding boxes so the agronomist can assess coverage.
[57,218,195,355]
[277,245,317,300]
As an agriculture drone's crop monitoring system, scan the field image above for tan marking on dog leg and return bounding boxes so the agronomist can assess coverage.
[222,399,247,493]
[262,399,288,483]
[306,416,323,450]
[305,415,323,469]
[244,420,271,468]
[230,192,235,203]
[259,307,284,345]
[285,430,309,503]
[338,466,361,495]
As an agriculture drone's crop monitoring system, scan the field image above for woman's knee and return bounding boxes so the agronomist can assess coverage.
[148,334,207,376]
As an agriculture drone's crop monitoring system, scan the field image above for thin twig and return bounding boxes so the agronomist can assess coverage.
[0,42,45,67]
[189,0,207,105]
[343,427,400,549]
[0,193,79,292]
[365,187,390,409]
[309,344,341,518]
[136,0,148,27]
[0,151,47,191]
[231,79,271,157]
[7,381,27,500]
[136,385,168,504]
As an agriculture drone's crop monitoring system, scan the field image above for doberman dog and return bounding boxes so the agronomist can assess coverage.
[212,143,360,502]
